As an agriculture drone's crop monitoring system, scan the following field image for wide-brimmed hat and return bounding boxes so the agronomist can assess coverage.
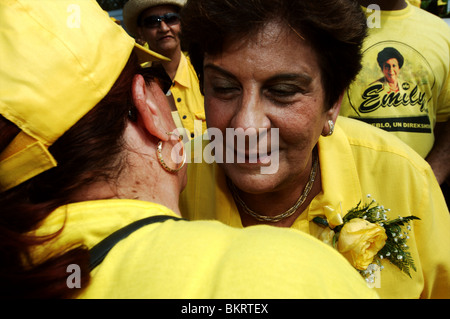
[123,0,187,37]
[0,0,169,192]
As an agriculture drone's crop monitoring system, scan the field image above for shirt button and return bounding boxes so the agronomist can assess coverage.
[182,115,187,119]
[191,133,195,138]
[177,98,182,102]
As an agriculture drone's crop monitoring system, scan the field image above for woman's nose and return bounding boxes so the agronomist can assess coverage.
[231,89,271,133]
[159,21,170,31]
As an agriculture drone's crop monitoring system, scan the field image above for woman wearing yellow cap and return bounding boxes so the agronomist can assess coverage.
[0,0,378,299]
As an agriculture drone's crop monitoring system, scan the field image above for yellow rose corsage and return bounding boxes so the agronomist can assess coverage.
[313,195,420,282]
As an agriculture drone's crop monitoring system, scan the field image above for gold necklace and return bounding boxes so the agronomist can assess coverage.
[227,152,318,223]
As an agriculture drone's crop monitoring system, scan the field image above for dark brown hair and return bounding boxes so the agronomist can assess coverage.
[180,0,367,109]
[0,52,141,298]
[377,47,404,70]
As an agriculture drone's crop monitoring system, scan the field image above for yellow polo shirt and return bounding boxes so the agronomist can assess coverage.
[171,53,206,140]
[31,199,378,298]
[180,116,450,299]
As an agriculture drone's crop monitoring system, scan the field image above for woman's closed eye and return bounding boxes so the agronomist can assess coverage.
[264,83,306,104]
[267,83,305,96]
[210,80,241,98]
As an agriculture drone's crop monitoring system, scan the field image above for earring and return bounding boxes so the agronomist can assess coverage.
[157,132,186,173]
[128,107,138,122]
[327,120,335,136]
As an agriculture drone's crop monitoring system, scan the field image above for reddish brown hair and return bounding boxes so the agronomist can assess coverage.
[0,52,141,298]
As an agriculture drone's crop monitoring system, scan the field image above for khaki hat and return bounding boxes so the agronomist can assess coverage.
[123,0,187,37]
[0,0,169,192]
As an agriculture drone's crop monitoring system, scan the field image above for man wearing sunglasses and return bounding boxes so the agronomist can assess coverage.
[123,0,206,140]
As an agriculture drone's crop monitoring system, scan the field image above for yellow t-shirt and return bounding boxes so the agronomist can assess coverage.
[340,2,450,158]
[31,199,378,299]
[180,117,450,298]
[171,53,207,140]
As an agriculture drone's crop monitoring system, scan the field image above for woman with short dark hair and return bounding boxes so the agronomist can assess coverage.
[179,0,450,298]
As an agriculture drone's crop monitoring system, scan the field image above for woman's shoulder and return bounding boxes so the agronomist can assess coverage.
[92,218,378,298]
[337,116,427,169]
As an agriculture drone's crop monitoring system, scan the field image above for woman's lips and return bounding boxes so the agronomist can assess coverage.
[234,149,273,165]
[158,35,174,41]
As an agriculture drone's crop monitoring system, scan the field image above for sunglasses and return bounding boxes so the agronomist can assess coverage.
[140,13,180,29]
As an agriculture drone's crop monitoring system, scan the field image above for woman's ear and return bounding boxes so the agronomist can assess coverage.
[328,92,343,123]
[322,92,344,136]
[131,74,169,142]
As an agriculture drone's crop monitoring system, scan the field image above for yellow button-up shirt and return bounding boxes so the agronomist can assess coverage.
[170,53,206,140]
[180,116,450,299]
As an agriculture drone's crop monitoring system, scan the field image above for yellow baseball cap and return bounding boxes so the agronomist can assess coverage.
[0,0,169,192]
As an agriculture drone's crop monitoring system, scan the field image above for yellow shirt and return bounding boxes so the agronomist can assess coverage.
[31,199,378,299]
[408,0,421,7]
[180,116,450,299]
[340,2,450,158]
[171,53,207,140]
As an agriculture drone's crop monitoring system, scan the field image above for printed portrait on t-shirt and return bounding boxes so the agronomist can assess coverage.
[345,42,433,135]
